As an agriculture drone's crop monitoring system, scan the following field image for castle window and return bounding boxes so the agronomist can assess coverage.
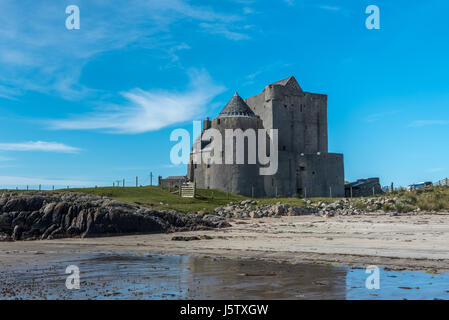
[282,146,286,151]
[207,164,210,168]
[300,105,303,112]
[300,166,305,171]
[217,119,221,125]
[284,104,287,108]
[194,164,197,169]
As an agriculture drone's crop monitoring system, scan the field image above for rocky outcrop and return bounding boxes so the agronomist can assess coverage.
[214,197,419,219]
[0,192,229,241]
[214,200,319,218]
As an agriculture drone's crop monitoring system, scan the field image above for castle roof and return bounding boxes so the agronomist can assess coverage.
[218,92,258,118]
[269,76,302,92]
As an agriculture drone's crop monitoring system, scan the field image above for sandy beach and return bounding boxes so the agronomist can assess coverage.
[2,212,449,272]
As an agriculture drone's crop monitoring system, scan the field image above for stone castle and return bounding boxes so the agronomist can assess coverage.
[187,76,344,198]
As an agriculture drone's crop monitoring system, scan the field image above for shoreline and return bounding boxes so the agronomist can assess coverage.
[2,213,449,272]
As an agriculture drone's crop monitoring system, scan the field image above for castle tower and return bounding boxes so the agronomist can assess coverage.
[245,76,343,197]
[188,77,345,198]
[189,93,264,197]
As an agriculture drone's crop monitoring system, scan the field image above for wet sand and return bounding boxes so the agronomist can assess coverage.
[0,253,349,299]
[2,252,449,300]
[2,212,449,272]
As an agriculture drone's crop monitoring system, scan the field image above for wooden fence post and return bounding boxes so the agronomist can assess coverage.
[193,182,196,198]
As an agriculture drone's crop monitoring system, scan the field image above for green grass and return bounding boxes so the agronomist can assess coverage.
[64,186,248,214]
[3,185,449,213]
[65,187,342,213]
[390,186,449,212]
[348,186,449,213]
[1,186,342,214]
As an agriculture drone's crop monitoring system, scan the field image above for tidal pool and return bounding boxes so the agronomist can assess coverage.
[0,253,448,300]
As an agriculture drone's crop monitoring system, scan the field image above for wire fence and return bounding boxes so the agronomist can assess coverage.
[0,172,161,191]
[3,175,449,194]
[382,178,449,193]
[433,178,449,187]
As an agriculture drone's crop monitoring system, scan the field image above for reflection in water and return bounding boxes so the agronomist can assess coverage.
[346,268,449,300]
[186,256,346,299]
[0,253,448,300]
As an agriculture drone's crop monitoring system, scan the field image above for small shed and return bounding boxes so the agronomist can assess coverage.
[158,176,187,189]
[345,178,383,197]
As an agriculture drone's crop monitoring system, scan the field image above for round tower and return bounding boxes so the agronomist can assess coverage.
[207,93,264,197]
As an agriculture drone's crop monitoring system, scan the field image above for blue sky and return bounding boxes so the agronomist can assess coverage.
[0,0,448,189]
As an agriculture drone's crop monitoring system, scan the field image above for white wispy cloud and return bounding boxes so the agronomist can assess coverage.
[162,164,185,169]
[168,43,191,62]
[281,1,345,13]
[0,156,13,161]
[0,0,247,100]
[315,4,350,17]
[199,23,251,41]
[0,141,81,153]
[243,7,255,14]
[0,176,93,187]
[318,5,341,11]
[244,61,293,86]
[364,110,401,123]
[408,120,449,127]
[49,69,225,134]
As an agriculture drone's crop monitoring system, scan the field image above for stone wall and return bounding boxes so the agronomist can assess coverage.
[158,176,187,189]
[296,153,345,198]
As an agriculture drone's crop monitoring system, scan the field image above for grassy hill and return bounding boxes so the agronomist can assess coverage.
[388,186,449,212]
[3,185,449,214]
[0,186,312,214]
[63,186,318,214]
[66,186,248,214]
